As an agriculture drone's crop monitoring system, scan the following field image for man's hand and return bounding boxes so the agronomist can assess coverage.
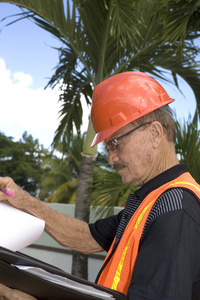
[0,283,37,300]
[0,177,29,211]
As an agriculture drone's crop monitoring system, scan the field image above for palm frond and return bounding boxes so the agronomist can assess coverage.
[91,166,136,217]
[162,0,200,43]
[45,178,78,203]
[175,114,200,184]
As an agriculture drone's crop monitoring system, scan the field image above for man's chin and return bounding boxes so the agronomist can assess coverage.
[117,168,135,185]
[119,174,138,186]
[120,174,132,185]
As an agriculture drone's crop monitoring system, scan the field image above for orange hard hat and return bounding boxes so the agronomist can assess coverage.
[91,71,174,147]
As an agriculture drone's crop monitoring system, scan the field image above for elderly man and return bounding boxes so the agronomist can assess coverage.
[0,72,200,300]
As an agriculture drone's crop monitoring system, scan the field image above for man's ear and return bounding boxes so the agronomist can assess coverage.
[150,122,163,148]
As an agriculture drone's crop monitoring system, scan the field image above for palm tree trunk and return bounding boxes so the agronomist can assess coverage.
[71,153,96,279]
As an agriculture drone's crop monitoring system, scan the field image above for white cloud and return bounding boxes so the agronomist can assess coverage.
[0,58,61,148]
[0,58,90,148]
[13,72,33,87]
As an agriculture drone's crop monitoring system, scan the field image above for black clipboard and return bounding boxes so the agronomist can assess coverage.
[0,247,127,300]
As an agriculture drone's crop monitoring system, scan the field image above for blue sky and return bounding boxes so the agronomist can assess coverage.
[0,3,199,148]
[0,3,61,88]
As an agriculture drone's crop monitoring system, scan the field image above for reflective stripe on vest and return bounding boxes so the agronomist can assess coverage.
[97,172,200,295]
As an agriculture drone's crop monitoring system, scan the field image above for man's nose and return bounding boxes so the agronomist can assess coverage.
[108,150,119,165]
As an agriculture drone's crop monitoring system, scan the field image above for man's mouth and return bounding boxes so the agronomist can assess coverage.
[114,164,126,171]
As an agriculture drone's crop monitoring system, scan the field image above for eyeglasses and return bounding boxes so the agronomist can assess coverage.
[105,122,151,152]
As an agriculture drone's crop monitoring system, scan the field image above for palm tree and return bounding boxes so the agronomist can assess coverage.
[0,0,200,279]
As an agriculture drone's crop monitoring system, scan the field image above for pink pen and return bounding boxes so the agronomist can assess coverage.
[0,185,15,197]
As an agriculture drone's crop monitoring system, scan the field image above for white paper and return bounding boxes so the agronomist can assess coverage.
[15,265,114,299]
[0,202,45,251]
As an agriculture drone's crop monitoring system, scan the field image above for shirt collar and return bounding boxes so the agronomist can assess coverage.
[134,164,188,201]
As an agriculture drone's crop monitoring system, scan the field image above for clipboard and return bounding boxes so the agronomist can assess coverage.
[0,247,127,300]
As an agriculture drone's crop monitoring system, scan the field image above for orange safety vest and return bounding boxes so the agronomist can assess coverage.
[97,172,200,295]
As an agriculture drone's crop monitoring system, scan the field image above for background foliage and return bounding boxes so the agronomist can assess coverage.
[0,131,47,196]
